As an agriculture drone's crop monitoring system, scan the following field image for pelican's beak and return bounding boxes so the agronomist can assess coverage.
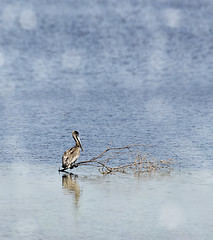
[77,136,83,151]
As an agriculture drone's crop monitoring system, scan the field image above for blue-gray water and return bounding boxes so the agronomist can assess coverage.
[0,0,213,239]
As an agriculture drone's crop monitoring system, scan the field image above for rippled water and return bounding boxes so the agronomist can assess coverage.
[0,0,213,239]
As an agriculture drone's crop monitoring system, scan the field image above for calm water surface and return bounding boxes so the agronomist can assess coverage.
[0,0,213,239]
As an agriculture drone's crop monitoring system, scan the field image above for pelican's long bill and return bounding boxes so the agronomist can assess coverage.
[77,136,83,151]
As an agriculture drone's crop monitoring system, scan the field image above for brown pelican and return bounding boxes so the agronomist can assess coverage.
[62,131,83,169]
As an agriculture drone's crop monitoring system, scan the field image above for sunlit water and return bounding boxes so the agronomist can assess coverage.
[0,0,213,239]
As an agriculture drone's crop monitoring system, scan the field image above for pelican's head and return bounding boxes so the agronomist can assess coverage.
[72,131,83,151]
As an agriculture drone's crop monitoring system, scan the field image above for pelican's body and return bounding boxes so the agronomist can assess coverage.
[62,131,83,169]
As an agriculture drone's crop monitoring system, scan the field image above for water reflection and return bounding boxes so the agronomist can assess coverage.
[133,170,173,179]
[62,173,80,206]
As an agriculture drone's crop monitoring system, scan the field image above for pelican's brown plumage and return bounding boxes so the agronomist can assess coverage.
[62,131,83,169]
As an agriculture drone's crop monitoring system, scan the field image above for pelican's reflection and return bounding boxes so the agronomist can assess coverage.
[62,173,81,206]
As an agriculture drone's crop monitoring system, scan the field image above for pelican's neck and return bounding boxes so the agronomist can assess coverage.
[73,136,79,146]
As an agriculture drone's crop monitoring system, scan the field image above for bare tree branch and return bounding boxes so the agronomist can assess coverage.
[59,143,174,174]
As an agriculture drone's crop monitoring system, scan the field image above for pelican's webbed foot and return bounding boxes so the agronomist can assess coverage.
[70,163,79,169]
[58,167,68,173]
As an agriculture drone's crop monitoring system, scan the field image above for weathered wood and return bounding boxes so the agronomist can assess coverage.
[59,143,173,174]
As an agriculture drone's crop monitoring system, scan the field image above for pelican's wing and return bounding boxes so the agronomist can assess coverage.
[62,147,80,169]
[62,147,75,168]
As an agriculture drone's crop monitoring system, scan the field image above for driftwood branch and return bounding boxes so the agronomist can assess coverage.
[59,143,174,174]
